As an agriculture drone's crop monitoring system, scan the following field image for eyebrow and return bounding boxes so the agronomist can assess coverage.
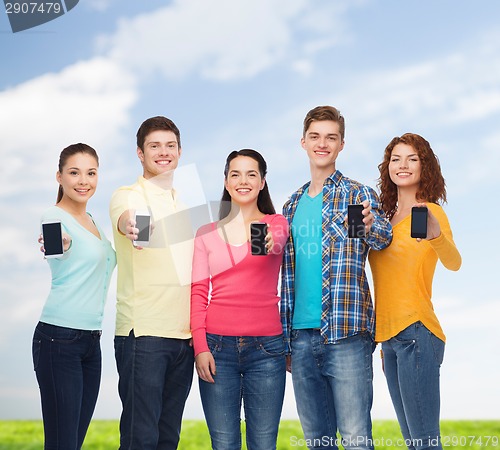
[146,140,177,145]
[67,167,98,170]
[391,153,418,158]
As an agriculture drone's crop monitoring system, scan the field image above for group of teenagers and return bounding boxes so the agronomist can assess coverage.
[33,105,462,450]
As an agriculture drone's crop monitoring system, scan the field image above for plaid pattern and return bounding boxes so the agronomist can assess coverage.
[280,170,392,351]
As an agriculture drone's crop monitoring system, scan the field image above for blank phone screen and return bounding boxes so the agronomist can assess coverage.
[136,215,151,242]
[42,222,63,256]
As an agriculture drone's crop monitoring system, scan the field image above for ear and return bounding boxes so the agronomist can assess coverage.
[300,136,307,151]
[260,178,266,191]
[137,147,144,162]
[56,171,62,184]
[178,146,182,158]
[339,140,345,152]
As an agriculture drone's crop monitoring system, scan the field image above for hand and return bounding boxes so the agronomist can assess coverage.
[414,202,441,242]
[286,355,292,373]
[265,230,274,254]
[195,352,216,383]
[38,233,72,254]
[361,200,374,234]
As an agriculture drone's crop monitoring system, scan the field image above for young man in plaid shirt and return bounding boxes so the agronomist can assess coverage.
[281,106,392,449]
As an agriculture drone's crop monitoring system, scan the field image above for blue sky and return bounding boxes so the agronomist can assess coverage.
[1,0,499,423]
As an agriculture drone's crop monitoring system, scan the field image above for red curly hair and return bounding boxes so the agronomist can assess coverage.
[377,133,447,220]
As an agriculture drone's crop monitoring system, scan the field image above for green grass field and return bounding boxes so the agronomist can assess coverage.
[0,420,499,449]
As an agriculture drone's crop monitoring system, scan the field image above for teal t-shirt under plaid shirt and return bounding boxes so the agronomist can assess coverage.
[291,188,323,329]
[280,170,392,351]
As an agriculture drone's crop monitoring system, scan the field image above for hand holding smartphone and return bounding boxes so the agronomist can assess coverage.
[250,222,268,255]
[411,206,428,239]
[133,211,151,247]
[41,220,64,258]
[347,204,365,238]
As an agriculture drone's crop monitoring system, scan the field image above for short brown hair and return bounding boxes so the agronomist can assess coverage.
[136,116,181,150]
[303,106,345,140]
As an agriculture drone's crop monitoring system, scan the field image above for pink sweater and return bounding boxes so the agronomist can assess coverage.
[190,214,289,356]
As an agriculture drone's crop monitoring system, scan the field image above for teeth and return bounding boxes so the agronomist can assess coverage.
[157,160,170,165]
[398,172,411,176]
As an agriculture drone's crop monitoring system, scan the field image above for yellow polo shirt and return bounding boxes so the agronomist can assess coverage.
[368,203,461,343]
[110,176,194,338]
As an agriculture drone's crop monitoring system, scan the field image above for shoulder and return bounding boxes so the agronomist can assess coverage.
[427,202,449,221]
[264,214,288,227]
[338,174,379,201]
[283,182,309,209]
[195,221,217,238]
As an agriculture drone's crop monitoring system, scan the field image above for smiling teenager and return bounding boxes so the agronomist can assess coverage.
[369,133,462,450]
[109,116,195,450]
[190,149,289,450]
[280,106,392,450]
[33,143,116,450]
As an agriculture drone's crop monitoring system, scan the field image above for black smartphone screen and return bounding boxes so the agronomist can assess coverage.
[411,206,428,239]
[348,204,365,238]
[250,223,268,255]
[42,221,63,257]
[136,215,151,242]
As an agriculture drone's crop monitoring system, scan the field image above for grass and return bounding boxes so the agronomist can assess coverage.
[0,420,499,449]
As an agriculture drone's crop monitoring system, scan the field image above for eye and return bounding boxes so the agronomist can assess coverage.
[89,171,97,176]
[70,170,78,175]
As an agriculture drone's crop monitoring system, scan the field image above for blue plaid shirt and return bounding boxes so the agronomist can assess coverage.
[280,170,392,351]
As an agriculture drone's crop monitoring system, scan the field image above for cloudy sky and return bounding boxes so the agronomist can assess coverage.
[1,0,499,425]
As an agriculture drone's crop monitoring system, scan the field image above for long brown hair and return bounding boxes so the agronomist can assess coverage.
[378,133,446,220]
[56,143,99,203]
[219,149,276,220]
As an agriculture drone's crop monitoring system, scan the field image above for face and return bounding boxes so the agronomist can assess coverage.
[56,153,98,204]
[389,143,422,188]
[301,120,344,170]
[137,130,181,179]
[224,156,265,206]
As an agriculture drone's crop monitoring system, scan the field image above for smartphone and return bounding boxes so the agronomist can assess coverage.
[134,211,151,246]
[41,220,64,258]
[250,222,268,256]
[347,204,365,238]
[411,206,428,239]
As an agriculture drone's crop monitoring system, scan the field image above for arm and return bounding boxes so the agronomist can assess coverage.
[426,204,462,271]
[191,227,217,383]
[265,214,290,255]
[360,187,392,251]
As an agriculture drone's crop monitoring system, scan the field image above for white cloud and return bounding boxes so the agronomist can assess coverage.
[96,0,362,82]
[0,57,137,199]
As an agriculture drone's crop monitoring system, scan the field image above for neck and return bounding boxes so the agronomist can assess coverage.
[396,186,419,211]
[56,197,87,217]
[225,202,263,224]
[144,171,174,190]
[308,164,335,197]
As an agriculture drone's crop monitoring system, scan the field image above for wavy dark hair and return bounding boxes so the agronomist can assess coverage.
[57,143,99,203]
[219,149,276,220]
[378,133,446,220]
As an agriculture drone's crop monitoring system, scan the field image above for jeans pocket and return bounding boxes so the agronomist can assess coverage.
[258,335,286,357]
[32,336,41,371]
[206,334,221,356]
[430,333,445,366]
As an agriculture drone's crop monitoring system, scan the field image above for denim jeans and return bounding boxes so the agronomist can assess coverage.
[114,330,194,450]
[290,329,375,450]
[32,321,102,450]
[199,334,286,450]
[382,322,445,450]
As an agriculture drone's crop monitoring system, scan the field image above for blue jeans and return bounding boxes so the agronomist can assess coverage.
[199,334,286,450]
[32,321,102,450]
[382,322,445,450]
[114,330,194,450]
[291,329,375,450]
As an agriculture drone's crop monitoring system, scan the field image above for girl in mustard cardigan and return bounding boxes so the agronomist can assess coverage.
[369,133,461,450]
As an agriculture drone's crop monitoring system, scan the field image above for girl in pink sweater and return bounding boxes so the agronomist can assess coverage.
[191,149,289,449]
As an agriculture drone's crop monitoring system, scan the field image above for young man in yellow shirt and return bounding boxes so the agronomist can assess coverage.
[110,116,194,450]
